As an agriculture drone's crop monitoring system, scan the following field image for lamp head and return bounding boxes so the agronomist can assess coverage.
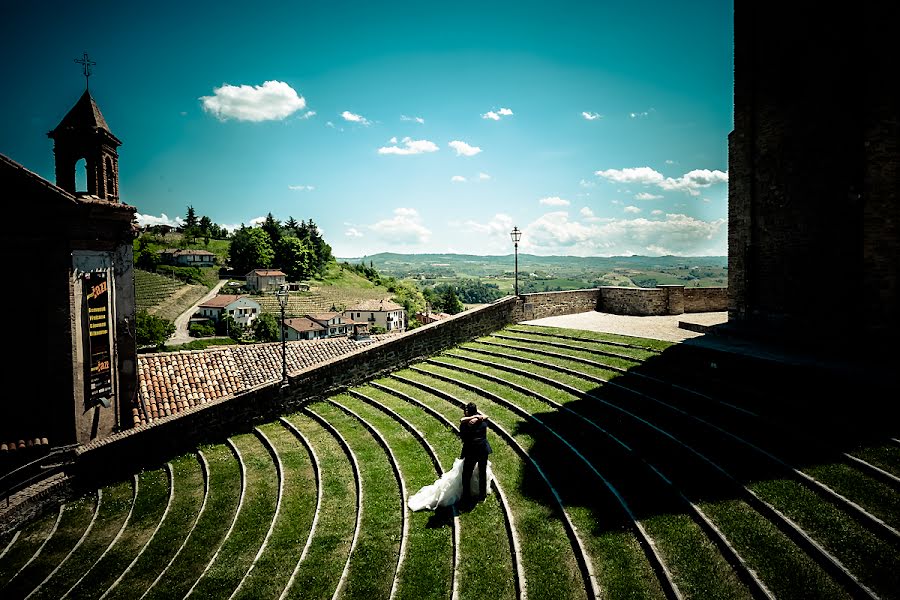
[510,226,522,243]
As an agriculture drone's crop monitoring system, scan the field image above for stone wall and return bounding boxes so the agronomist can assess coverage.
[516,289,600,321]
[599,285,727,316]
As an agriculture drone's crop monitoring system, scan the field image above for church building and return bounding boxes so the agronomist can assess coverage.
[0,75,138,462]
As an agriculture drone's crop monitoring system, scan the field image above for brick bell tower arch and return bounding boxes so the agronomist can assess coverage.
[47,89,122,201]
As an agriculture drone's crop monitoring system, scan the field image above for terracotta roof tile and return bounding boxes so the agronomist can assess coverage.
[134,334,398,426]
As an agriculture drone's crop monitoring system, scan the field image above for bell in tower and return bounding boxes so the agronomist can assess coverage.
[47,53,122,201]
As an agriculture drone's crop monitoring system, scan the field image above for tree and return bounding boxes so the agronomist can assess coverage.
[262,213,283,246]
[275,236,314,282]
[441,286,464,315]
[135,310,175,349]
[184,205,198,229]
[228,225,275,275]
[252,313,280,342]
[390,279,426,329]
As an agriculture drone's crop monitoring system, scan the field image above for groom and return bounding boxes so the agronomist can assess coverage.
[459,402,492,504]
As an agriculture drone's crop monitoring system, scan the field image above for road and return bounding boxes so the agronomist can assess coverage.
[165,279,228,346]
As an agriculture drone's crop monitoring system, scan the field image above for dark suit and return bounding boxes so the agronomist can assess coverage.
[459,417,492,501]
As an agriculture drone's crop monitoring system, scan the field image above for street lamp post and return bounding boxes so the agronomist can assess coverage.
[276,284,289,386]
[510,226,522,296]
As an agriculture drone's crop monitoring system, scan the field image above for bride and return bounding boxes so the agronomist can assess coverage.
[408,404,494,511]
[407,456,494,511]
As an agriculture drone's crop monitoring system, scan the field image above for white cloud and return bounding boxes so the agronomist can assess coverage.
[580,207,594,218]
[341,110,371,126]
[478,172,491,181]
[300,110,316,119]
[401,114,425,124]
[581,111,602,120]
[200,80,306,122]
[635,192,663,200]
[378,137,440,155]
[624,205,641,214]
[451,175,467,182]
[522,211,726,256]
[326,121,335,128]
[345,227,363,238]
[579,179,596,188]
[369,208,431,244]
[448,140,482,156]
[462,213,514,237]
[482,107,513,120]
[651,209,664,215]
[665,159,676,165]
[658,169,728,196]
[596,166,728,197]
[136,213,183,228]
[596,167,665,186]
[288,184,315,191]
[629,108,654,118]
[389,136,398,144]
[539,196,571,206]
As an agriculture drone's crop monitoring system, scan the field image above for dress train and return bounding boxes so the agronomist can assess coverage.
[407,457,494,511]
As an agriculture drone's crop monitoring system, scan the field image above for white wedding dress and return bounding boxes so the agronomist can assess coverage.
[407,457,494,511]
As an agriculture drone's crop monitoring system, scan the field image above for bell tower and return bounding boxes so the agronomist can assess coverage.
[47,53,122,201]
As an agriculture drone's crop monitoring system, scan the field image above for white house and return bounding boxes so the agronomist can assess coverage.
[344,299,406,332]
[195,294,261,327]
[160,248,217,267]
[245,269,287,292]
[307,312,354,337]
[284,317,325,341]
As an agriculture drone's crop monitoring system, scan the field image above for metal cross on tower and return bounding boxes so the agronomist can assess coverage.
[74,52,96,90]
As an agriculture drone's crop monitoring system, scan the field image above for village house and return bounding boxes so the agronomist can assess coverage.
[344,299,406,332]
[416,310,452,325]
[159,248,217,267]
[307,312,354,337]
[283,317,325,341]
[245,268,287,292]
[195,294,261,327]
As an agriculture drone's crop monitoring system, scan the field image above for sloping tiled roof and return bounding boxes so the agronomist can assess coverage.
[198,294,247,308]
[308,312,339,323]
[49,90,119,142]
[247,269,286,277]
[286,317,324,332]
[134,334,398,425]
[345,299,404,312]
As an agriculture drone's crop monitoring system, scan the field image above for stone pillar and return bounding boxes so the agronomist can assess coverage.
[659,285,685,315]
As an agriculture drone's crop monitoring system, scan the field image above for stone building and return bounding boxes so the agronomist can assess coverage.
[728,1,898,347]
[0,87,137,460]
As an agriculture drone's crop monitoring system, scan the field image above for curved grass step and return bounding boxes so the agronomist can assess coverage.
[306,399,401,599]
[230,422,318,600]
[1,494,98,599]
[380,375,596,600]
[0,505,62,589]
[142,444,241,600]
[483,334,900,529]
[399,367,678,600]
[365,381,520,600]
[64,467,170,599]
[327,395,411,599]
[448,342,886,599]
[27,479,135,600]
[105,453,206,600]
[415,360,766,600]
[279,411,358,599]
[186,433,279,599]
[347,386,461,600]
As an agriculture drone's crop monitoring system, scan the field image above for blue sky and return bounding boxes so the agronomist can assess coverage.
[1,0,733,258]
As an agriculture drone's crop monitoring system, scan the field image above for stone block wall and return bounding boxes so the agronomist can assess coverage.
[683,287,728,312]
[600,285,727,315]
[516,289,601,321]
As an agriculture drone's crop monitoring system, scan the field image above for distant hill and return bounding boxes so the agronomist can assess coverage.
[336,253,727,290]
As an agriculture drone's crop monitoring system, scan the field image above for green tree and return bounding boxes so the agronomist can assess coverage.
[252,312,280,342]
[262,213,283,246]
[136,310,175,349]
[441,286,464,315]
[390,279,426,329]
[228,225,275,275]
[275,236,314,282]
[184,205,198,229]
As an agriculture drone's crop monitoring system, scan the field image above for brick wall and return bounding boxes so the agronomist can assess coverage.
[599,286,726,315]
[683,287,728,312]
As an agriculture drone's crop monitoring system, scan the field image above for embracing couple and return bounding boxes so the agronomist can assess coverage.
[407,401,494,512]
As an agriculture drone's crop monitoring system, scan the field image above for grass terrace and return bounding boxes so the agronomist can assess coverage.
[2,324,898,599]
